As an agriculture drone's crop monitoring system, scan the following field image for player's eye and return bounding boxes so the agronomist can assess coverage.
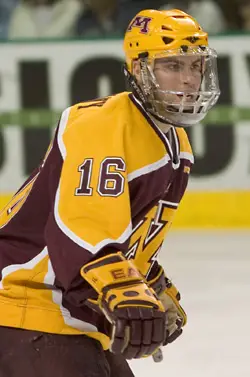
[163,62,182,72]
[191,63,202,72]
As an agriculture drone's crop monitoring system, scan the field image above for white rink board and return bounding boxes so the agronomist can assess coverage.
[129,231,250,377]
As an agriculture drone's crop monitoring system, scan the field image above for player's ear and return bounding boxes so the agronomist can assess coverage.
[132,59,141,82]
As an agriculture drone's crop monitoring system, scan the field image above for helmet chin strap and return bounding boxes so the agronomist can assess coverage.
[149,109,192,128]
[148,110,174,126]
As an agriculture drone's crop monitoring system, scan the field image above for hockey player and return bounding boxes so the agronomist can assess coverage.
[0,9,220,377]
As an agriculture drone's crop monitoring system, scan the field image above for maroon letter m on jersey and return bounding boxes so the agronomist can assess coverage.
[127,17,152,34]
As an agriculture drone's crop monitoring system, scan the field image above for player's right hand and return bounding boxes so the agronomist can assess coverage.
[81,253,166,359]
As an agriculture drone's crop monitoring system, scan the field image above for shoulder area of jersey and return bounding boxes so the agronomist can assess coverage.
[65,92,132,124]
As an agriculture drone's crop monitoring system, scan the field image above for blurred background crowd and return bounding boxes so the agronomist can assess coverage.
[0,0,249,41]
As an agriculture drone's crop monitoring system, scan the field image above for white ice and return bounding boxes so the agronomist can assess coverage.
[129,230,250,377]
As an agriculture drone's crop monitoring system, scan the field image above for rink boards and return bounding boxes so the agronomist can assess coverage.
[1,191,249,228]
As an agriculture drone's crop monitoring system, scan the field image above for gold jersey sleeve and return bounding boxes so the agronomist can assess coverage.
[57,107,131,253]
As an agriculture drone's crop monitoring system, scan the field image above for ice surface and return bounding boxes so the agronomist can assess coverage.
[129,230,250,377]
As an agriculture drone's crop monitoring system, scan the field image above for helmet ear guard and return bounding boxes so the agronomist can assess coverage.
[123,63,149,106]
[123,53,155,112]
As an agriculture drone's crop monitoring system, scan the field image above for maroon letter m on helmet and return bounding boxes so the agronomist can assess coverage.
[127,17,152,34]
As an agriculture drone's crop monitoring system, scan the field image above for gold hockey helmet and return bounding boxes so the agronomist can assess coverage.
[123,9,220,127]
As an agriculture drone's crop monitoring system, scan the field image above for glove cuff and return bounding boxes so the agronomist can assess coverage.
[81,252,144,295]
[147,266,167,295]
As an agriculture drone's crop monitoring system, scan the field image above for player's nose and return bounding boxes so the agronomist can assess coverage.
[182,69,199,89]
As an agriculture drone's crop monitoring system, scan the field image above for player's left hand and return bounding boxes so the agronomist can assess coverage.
[148,267,187,346]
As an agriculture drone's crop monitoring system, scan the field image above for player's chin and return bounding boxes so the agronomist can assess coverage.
[166,104,194,113]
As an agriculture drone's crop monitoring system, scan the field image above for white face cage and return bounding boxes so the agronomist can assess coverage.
[138,46,220,127]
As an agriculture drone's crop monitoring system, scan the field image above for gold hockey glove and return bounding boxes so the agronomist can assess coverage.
[81,253,166,359]
[148,266,187,345]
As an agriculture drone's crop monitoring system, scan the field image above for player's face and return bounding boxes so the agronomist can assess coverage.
[131,47,220,126]
[153,55,203,105]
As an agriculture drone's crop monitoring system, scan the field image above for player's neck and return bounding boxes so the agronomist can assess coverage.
[150,115,172,134]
